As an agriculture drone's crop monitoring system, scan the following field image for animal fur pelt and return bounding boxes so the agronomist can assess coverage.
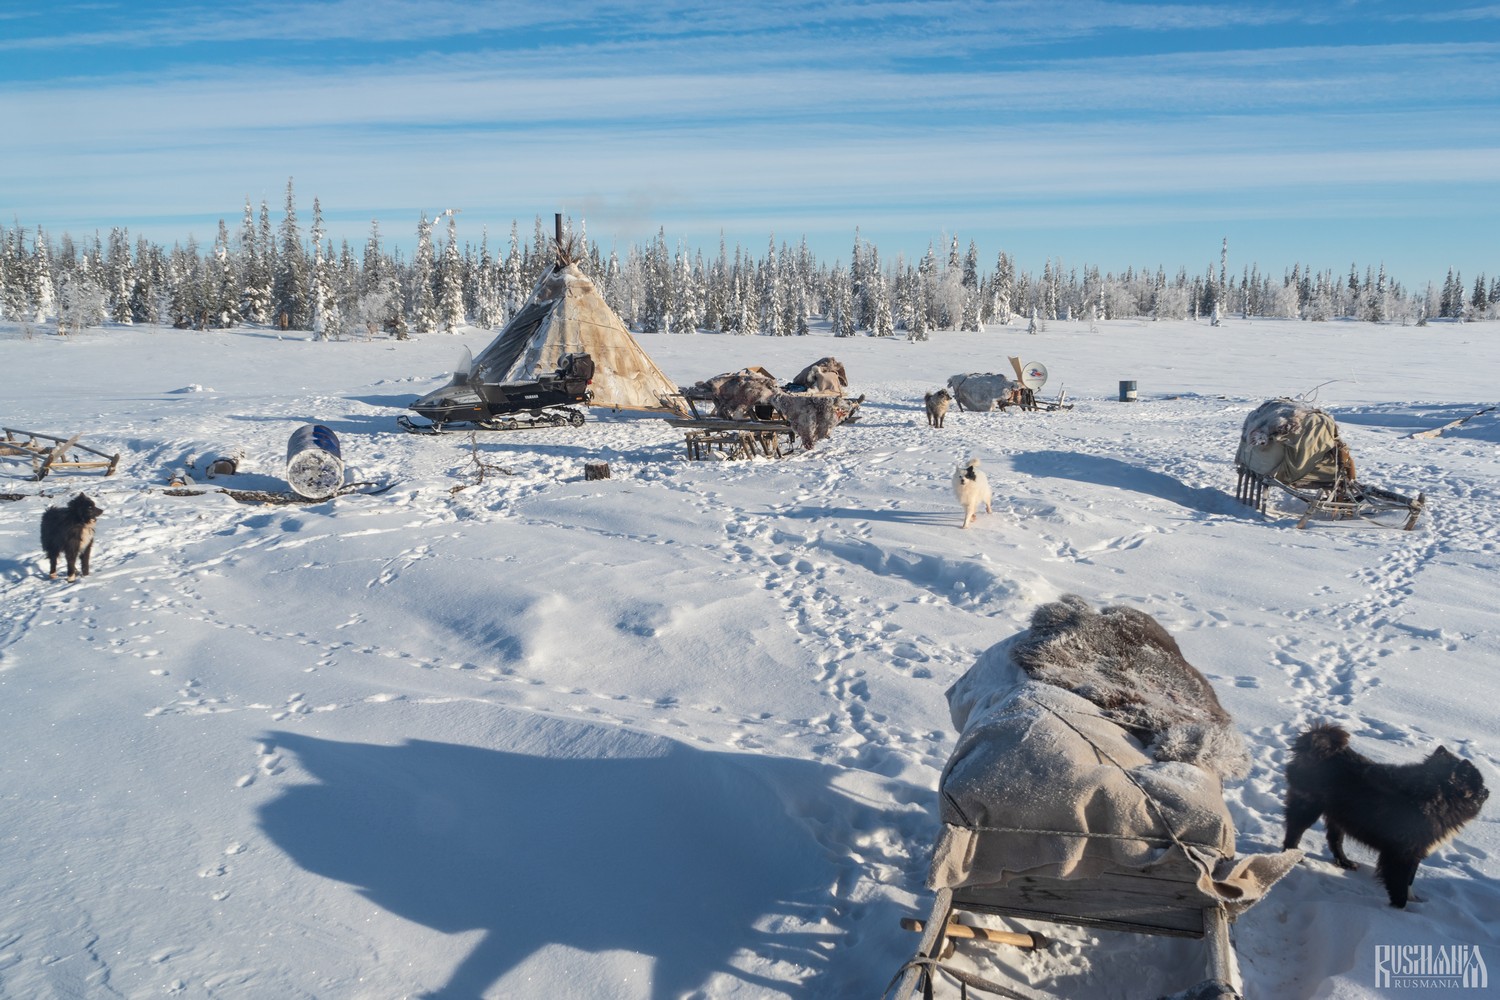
[792,357,848,393]
[1242,397,1314,448]
[946,372,1022,412]
[694,370,779,419]
[772,392,845,449]
[1011,594,1250,779]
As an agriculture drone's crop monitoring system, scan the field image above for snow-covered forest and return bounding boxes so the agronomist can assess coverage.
[4,180,1497,339]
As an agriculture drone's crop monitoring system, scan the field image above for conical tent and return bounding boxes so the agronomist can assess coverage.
[471,263,686,413]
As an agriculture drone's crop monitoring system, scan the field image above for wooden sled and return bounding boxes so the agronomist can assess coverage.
[2,427,120,481]
[664,390,866,461]
[1235,446,1424,531]
[889,866,1240,1000]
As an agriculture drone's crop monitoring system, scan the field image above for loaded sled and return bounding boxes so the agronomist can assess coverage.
[1233,398,1424,530]
[400,350,594,433]
[887,597,1299,1000]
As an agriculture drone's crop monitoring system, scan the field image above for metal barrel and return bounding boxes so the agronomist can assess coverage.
[286,424,344,499]
[1119,380,1138,402]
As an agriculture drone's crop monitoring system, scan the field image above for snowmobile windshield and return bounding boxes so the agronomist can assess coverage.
[454,347,474,381]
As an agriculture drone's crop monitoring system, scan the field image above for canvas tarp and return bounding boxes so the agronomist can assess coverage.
[1235,398,1341,484]
[929,634,1299,917]
[471,264,686,414]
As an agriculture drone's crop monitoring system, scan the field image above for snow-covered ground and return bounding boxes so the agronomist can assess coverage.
[1,316,1495,1000]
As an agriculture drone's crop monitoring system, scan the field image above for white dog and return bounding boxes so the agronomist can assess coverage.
[952,458,992,529]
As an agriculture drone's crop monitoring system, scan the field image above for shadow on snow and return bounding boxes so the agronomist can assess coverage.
[257,716,900,998]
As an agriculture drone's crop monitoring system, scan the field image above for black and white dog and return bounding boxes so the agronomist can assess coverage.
[41,493,103,582]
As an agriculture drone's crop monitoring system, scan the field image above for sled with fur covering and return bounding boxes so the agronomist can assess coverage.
[1232,399,1424,530]
[2,427,120,481]
[886,598,1300,1000]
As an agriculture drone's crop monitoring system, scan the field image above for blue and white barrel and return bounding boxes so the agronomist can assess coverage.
[286,424,344,499]
[1118,380,1138,402]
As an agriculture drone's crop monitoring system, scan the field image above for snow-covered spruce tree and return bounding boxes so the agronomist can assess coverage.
[127,237,160,325]
[638,228,666,333]
[30,228,56,324]
[670,243,699,334]
[169,238,208,328]
[760,235,785,336]
[105,227,134,323]
[601,246,626,324]
[860,246,890,337]
[723,244,746,334]
[527,215,551,288]
[436,215,465,332]
[501,221,524,321]
[959,240,982,332]
[916,244,938,332]
[209,219,241,329]
[0,227,14,322]
[701,234,727,333]
[272,179,308,330]
[850,229,868,331]
[737,264,759,336]
[829,265,855,338]
[238,200,271,324]
[410,212,439,336]
[241,202,270,325]
[784,241,810,336]
[992,250,1014,325]
[57,252,108,335]
[309,199,329,339]
[472,230,503,329]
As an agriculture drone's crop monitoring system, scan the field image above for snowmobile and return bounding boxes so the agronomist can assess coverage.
[399,350,594,433]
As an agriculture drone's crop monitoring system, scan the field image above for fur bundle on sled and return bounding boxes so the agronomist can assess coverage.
[771,392,846,449]
[791,357,848,393]
[1010,594,1250,780]
[1242,398,1312,448]
[693,370,778,420]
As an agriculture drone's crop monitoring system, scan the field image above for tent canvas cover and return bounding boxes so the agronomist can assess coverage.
[470,263,685,413]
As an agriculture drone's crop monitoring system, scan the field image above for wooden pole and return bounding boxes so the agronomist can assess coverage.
[900,917,1044,950]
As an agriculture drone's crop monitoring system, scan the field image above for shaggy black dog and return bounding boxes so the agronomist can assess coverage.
[40,492,103,582]
[1283,722,1488,907]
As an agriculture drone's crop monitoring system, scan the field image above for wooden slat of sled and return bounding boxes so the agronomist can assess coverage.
[893,871,1240,999]
[3,427,121,480]
[953,870,1207,937]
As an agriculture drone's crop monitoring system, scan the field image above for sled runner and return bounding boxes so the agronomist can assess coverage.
[400,351,594,434]
[887,598,1299,1000]
[1233,398,1424,530]
[2,427,120,481]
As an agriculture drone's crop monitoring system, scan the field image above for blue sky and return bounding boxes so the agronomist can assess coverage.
[3,0,1497,287]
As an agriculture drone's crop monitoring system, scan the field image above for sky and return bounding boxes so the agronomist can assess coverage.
[2,0,1498,287]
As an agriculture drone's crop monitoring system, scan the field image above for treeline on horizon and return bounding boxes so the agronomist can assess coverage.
[3,181,1497,338]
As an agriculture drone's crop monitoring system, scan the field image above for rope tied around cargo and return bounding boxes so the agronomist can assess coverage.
[1031,699,1199,857]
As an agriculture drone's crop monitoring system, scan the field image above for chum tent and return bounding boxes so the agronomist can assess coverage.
[469,263,686,414]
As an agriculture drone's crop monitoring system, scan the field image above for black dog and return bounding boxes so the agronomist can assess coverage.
[40,492,103,582]
[1283,722,1488,907]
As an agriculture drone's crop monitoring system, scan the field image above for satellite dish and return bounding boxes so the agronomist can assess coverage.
[1020,362,1048,390]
